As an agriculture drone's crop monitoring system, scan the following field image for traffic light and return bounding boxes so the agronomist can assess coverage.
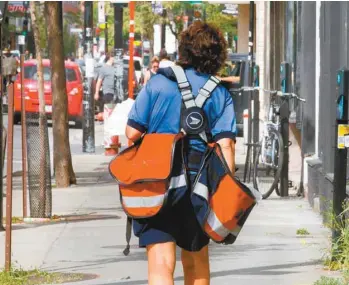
[22,19,28,36]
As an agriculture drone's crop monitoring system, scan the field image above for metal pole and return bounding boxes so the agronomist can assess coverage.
[128,1,135,100]
[248,1,255,146]
[280,62,291,197]
[105,14,108,53]
[114,3,124,103]
[20,54,28,218]
[82,1,95,153]
[332,69,349,250]
[5,83,14,271]
[161,8,166,50]
[253,65,260,158]
[0,2,7,232]
[243,1,255,183]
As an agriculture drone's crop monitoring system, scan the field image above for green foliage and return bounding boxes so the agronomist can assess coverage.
[320,201,349,284]
[0,266,82,285]
[297,228,310,235]
[313,276,344,285]
[204,3,237,35]
[63,22,78,57]
[163,1,192,37]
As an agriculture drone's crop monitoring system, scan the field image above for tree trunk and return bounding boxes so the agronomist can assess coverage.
[30,1,47,216]
[45,2,76,187]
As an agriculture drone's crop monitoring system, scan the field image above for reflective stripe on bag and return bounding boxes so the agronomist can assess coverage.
[120,173,187,218]
[205,210,242,241]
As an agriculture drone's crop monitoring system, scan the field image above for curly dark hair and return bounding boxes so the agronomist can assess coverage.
[177,21,227,75]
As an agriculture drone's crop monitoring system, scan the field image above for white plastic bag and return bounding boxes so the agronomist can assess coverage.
[105,98,135,136]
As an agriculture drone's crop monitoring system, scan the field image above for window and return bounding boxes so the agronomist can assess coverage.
[65,68,77,81]
[24,66,77,82]
[123,59,142,71]
[134,61,141,71]
[230,62,241,77]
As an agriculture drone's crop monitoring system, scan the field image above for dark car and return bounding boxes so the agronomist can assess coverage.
[221,53,255,137]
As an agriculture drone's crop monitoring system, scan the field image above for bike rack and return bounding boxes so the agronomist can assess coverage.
[242,61,304,199]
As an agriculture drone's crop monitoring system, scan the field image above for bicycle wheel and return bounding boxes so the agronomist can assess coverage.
[253,130,284,199]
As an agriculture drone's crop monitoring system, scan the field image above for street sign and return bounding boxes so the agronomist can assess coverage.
[98,1,105,24]
[70,28,83,34]
[152,1,163,15]
[17,35,25,45]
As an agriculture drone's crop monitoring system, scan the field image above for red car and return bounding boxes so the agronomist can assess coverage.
[14,59,84,127]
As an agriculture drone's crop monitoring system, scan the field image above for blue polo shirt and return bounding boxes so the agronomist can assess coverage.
[127,67,236,152]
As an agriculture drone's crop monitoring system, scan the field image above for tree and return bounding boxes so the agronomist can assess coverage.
[162,2,237,47]
[163,2,192,38]
[122,2,159,58]
[45,2,76,187]
[63,22,78,57]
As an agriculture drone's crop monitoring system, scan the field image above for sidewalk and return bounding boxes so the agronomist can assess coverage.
[0,137,336,285]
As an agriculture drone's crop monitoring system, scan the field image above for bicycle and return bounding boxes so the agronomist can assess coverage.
[253,91,306,199]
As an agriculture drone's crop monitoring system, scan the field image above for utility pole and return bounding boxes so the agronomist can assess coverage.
[82,1,95,153]
[0,1,8,232]
[20,1,29,218]
[105,14,108,53]
[113,3,124,104]
[128,1,135,100]
[161,8,166,50]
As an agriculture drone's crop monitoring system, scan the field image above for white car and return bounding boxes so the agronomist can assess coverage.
[123,55,143,84]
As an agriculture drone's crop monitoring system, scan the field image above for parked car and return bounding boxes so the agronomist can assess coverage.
[222,53,255,137]
[13,59,84,127]
[123,55,143,84]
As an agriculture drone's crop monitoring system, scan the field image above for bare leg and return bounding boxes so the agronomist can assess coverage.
[181,245,210,285]
[147,242,177,285]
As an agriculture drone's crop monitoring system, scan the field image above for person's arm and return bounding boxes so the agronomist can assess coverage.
[211,89,237,175]
[94,78,102,100]
[126,82,152,141]
[125,125,143,142]
[217,138,235,175]
[143,70,150,85]
[217,76,240,84]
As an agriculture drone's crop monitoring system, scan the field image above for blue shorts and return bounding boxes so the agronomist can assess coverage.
[132,179,209,252]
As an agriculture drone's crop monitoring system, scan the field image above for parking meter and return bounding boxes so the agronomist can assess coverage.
[333,69,349,247]
[336,70,349,120]
[253,65,259,87]
[280,62,291,93]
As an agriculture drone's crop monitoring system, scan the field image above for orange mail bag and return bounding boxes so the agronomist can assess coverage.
[109,133,185,219]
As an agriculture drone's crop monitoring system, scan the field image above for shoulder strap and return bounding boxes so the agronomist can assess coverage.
[195,76,221,108]
[170,66,196,109]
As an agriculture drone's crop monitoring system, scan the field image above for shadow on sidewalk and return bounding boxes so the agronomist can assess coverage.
[6,214,122,231]
[42,243,321,276]
[87,259,322,285]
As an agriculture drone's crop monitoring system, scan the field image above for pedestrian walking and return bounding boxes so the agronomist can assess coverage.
[94,51,116,106]
[94,51,119,154]
[143,56,159,85]
[124,21,236,285]
[158,48,175,68]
